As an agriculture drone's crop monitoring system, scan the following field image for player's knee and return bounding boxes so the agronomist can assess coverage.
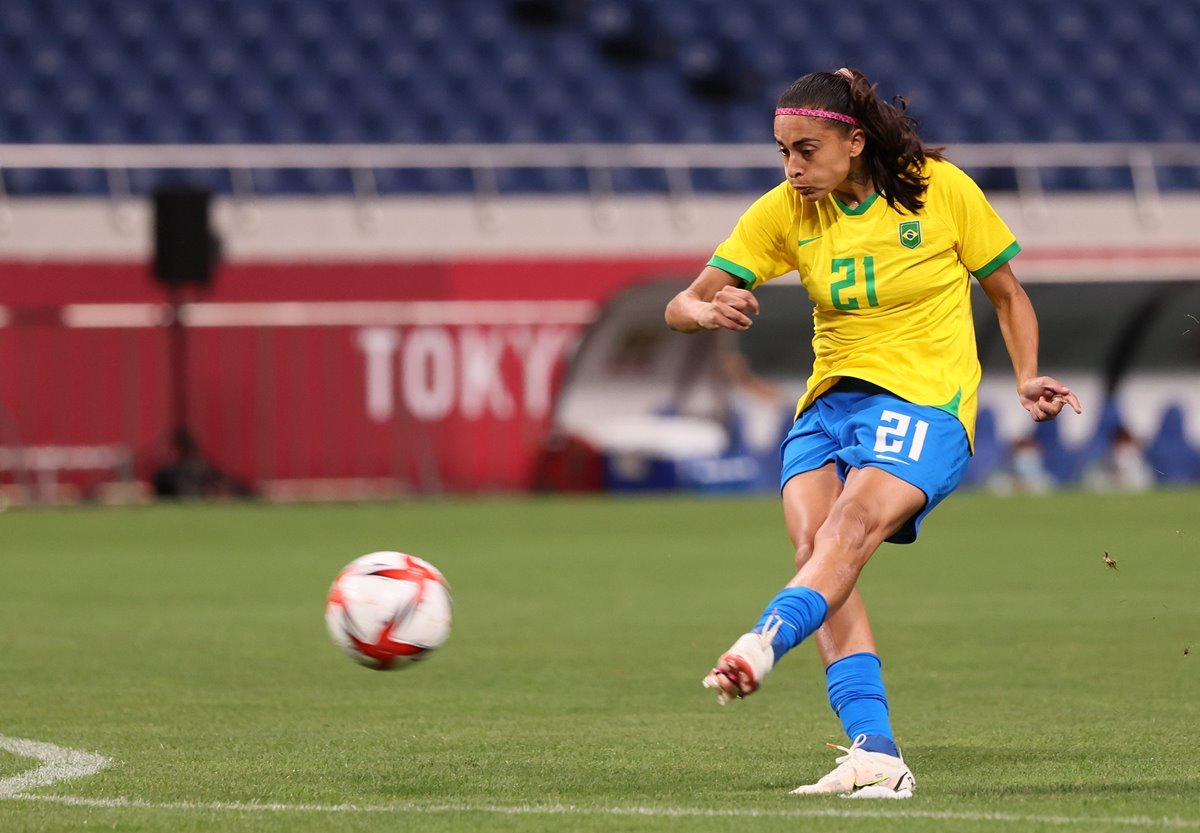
[816,498,875,555]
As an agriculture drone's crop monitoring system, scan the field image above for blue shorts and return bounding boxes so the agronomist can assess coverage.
[780,379,970,544]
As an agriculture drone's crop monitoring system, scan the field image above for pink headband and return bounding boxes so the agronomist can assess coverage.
[775,107,860,127]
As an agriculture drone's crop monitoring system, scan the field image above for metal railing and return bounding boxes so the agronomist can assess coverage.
[1,142,1198,211]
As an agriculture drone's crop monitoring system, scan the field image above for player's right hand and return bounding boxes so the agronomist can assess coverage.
[702,285,760,331]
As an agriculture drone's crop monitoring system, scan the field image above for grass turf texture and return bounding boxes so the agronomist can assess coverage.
[0,490,1197,833]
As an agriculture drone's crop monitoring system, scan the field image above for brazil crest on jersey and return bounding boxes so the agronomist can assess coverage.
[707,158,1019,446]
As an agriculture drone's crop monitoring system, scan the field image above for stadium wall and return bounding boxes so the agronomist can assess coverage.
[2,193,1199,500]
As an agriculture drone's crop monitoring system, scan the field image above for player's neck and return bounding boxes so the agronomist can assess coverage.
[833,171,875,209]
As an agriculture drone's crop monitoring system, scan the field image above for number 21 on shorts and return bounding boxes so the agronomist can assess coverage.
[874,410,928,462]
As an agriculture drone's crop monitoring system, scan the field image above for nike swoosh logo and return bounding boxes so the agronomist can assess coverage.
[797,236,822,247]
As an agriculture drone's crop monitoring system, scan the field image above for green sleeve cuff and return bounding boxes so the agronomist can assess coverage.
[972,240,1021,279]
[707,255,758,289]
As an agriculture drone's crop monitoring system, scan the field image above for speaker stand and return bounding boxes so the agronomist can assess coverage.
[151,287,241,498]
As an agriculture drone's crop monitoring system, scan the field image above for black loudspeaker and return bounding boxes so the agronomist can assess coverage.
[153,187,215,286]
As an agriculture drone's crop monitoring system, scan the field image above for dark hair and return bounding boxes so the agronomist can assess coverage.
[776,68,943,214]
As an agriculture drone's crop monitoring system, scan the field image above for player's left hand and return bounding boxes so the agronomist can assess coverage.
[1019,376,1082,421]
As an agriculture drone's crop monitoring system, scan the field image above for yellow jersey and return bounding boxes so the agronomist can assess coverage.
[707,158,1019,446]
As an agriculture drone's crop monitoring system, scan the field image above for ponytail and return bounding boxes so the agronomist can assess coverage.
[776,68,943,214]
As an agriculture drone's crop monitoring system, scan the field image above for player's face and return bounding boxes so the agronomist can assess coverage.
[774,116,865,201]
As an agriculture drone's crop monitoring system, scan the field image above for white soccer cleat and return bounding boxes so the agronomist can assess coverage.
[789,734,915,799]
[701,621,779,705]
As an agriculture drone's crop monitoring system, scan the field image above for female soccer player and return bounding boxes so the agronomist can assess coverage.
[664,68,1080,799]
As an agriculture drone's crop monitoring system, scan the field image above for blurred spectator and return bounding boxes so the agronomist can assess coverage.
[721,350,790,454]
[1082,427,1155,492]
[988,436,1054,495]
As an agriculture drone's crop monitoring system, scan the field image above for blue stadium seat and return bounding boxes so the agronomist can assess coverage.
[495,167,591,194]
[1144,405,1200,483]
[1031,417,1084,485]
[1073,398,1127,476]
[3,168,109,195]
[1040,167,1135,192]
[961,407,1007,489]
[610,167,670,194]
[1160,166,1200,191]
[693,167,779,194]
[0,0,1197,194]
[129,168,231,195]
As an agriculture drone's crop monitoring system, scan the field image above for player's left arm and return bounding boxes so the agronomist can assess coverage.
[979,262,1082,422]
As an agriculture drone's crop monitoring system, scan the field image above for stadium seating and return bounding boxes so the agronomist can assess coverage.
[1031,417,1085,486]
[1144,405,1200,484]
[2,0,1199,194]
[960,407,1007,488]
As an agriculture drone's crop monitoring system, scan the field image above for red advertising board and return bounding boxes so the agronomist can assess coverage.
[0,257,696,495]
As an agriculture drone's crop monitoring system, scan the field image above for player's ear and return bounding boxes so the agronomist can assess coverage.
[847,127,866,158]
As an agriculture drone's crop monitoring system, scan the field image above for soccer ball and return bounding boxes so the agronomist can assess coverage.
[324,551,452,670]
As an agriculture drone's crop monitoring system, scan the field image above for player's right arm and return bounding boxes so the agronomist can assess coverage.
[668,182,793,333]
[665,266,761,333]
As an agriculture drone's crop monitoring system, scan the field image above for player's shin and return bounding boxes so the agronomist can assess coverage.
[704,586,831,702]
[826,652,899,757]
[754,586,830,662]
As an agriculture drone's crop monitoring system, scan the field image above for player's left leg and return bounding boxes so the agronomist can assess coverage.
[785,398,970,797]
[767,467,922,798]
[817,603,896,756]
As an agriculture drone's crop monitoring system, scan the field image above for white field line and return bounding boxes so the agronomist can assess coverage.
[4,794,1200,829]
[1,735,1197,830]
[0,736,110,797]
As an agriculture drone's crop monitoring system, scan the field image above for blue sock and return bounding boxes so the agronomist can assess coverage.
[826,652,898,757]
[752,587,829,662]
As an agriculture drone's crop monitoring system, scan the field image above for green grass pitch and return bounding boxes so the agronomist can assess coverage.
[0,489,1197,833]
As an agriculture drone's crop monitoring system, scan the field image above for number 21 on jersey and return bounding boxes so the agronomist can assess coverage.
[830,256,879,310]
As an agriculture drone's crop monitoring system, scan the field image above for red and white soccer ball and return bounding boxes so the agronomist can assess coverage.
[325,551,452,670]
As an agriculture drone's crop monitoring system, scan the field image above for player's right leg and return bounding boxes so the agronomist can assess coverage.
[702,389,925,703]
[703,463,841,703]
[702,468,884,703]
